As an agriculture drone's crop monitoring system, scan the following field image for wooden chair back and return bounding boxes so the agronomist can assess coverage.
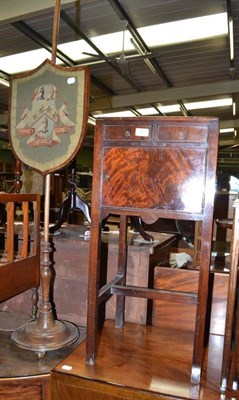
[0,193,41,302]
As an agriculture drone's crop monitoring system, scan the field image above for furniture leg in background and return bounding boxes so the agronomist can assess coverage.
[220,199,239,392]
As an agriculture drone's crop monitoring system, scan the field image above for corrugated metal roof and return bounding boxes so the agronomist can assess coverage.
[0,0,239,173]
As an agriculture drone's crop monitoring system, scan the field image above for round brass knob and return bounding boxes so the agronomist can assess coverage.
[103,174,109,182]
[178,131,186,140]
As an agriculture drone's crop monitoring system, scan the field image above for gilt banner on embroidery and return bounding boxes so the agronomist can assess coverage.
[10,59,90,175]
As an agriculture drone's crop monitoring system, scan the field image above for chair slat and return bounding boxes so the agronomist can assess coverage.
[6,202,14,262]
[21,201,29,258]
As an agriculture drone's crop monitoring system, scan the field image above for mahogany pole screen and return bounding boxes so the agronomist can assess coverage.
[9,59,90,175]
[10,0,90,356]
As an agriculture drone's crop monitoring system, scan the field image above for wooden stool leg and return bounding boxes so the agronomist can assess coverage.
[220,200,239,391]
[86,217,102,365]
[231,297,239,390]
[192,221,201,268]
[115,215,128,328]
[191,221,212,384]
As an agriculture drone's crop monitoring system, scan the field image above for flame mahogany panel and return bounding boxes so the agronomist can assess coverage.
[102,146,206,212]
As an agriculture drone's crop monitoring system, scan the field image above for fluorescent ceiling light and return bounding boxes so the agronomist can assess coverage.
[229,17,234,60]
[159,98,232,114]
[233,101,236,116]
[130,38,157,74]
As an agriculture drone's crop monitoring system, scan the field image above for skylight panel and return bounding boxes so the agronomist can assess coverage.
[0,49,62,74]
[93,111,135,118]
[0,12,229,75]
[138,13,228,47]
[60,12,229,62]
[159,104,180,113]
[137,107,159,115]
[186,98,232,110]
[220,128,235,133]
[58,40,99,61]
[158,98,232,114]
[92,31,134,55]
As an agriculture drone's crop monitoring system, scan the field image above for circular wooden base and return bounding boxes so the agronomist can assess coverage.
[11,319,79,355]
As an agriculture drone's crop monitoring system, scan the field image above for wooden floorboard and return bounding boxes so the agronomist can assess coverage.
[52,319,239,399]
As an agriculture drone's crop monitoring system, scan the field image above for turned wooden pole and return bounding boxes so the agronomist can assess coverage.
[13,160,22,193]
[36,0,61,330]
[36,0,61,328]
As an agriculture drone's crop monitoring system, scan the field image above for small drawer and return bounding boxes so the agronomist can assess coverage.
[104,124,153,141]
[155,124,208,143]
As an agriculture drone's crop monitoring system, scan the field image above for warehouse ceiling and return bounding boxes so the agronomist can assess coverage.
[0,0,239,176]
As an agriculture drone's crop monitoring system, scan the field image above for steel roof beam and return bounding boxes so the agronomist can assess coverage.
[60,10,143,92]
[11,19,115,96]
[104,80,239,109]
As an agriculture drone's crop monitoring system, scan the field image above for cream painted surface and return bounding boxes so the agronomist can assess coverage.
[0,0,91,24]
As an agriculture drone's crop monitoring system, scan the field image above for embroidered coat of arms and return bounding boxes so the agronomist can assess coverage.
[10,59,90,174]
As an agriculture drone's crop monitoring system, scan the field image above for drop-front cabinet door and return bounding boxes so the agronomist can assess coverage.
[102,146,207,214]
